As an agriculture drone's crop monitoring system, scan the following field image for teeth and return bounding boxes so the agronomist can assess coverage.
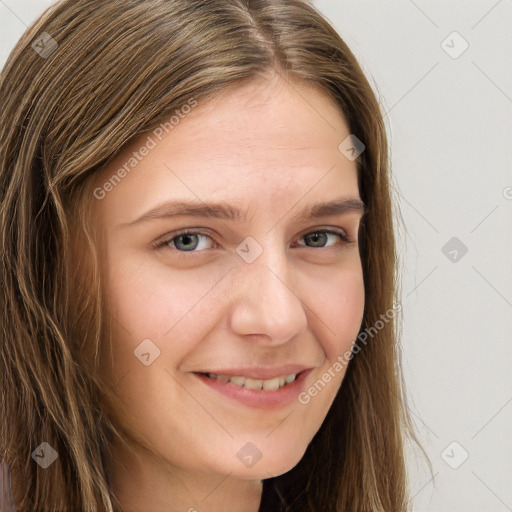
[244,378,262,390]
[285,374,296,384]
[228,375,245,387]
[207,373,297,391]
[263,377,280,391]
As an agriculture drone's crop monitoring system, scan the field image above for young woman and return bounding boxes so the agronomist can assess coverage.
[0,1,428,510]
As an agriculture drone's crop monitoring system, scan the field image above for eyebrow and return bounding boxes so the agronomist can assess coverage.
[119,197,366,228]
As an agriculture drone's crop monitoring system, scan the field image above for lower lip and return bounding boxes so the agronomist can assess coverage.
[194,370,311,409]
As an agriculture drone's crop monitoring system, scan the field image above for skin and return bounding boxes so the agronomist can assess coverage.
[94,72,365,512]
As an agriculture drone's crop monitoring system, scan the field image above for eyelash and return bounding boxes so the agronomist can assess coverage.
[152,228,354,253]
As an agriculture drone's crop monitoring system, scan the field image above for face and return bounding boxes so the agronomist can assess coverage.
[94,74,365,483]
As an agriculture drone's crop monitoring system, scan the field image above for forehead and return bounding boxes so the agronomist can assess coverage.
[170,76,349,156]
[93,77,360,225]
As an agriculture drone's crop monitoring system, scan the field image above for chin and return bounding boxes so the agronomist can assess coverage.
[227,444,307,480]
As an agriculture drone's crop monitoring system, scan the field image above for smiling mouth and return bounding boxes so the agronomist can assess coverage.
[196,371,302,391]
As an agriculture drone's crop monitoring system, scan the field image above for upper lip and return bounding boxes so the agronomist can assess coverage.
[194,364,313,380]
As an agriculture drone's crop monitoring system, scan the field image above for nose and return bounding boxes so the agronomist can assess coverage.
[228,242,308,345]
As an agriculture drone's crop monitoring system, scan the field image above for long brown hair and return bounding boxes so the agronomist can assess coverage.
[0,1,429,510]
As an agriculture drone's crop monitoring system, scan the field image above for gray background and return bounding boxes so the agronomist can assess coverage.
[1,1,511,510]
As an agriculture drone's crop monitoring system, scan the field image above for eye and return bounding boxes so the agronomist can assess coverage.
[152,230,215,252]
[295,229,353,248]
[152,228,354,254]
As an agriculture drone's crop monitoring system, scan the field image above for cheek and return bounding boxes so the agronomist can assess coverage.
[101,256,230,388]
[106,257,211,335]
[296,267,364,420]
[315,265,365,359]
[99,260,215,425]
[104,253,365,372]
[98,250,365,477]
